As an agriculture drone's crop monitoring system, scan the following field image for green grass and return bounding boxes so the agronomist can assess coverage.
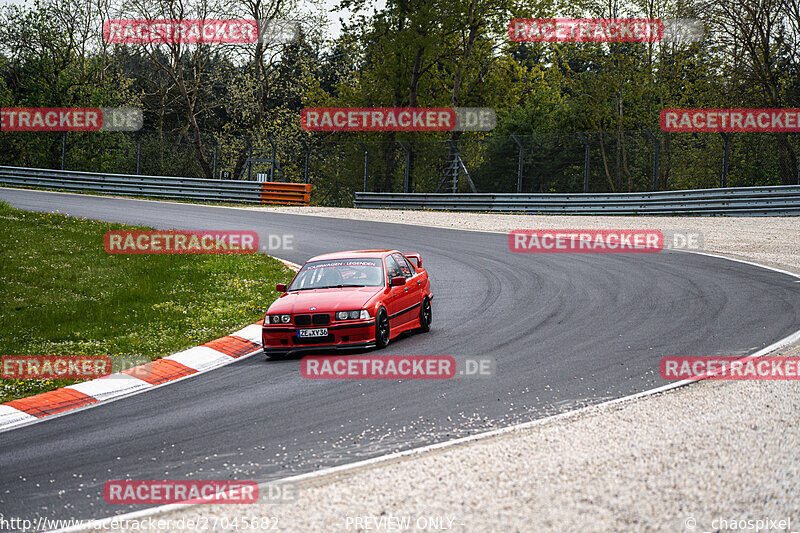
[0,201,294,403]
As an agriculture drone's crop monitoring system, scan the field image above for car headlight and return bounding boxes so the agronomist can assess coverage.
[268,314,292,324]
[281,314,291,323]
[337,310,370,320]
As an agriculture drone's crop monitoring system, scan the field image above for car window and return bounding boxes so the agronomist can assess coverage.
[385,255,403,281]
[392,253,415,278]
[288,258,385,290]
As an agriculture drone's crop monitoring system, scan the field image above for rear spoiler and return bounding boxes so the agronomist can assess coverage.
[404,253,422,268]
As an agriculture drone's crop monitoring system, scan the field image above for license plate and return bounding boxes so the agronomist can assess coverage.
[298,328,328,338]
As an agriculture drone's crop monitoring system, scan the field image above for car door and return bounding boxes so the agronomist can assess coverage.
[394,253,421,290]
[387,253,420,327]
[384,255,413,328]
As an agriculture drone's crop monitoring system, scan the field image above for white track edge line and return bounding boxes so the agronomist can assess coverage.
[50,326,800,533]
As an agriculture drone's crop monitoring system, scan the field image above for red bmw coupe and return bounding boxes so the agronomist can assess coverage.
[262,250,433,358]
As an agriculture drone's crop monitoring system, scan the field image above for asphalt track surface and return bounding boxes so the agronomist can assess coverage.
[1,188,800,527]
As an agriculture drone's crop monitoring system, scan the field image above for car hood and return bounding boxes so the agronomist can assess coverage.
[268,286,384,314]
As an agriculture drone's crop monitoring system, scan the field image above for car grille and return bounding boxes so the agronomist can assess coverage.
[312,313,331,325]
[293,313,331,326]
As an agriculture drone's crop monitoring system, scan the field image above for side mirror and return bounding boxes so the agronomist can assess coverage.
[391,276,406,287]
[276,283,287,293]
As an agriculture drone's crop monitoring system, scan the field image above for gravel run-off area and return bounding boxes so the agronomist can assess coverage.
[122,209,800,533]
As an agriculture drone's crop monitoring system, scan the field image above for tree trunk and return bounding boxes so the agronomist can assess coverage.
[599,134,617,192]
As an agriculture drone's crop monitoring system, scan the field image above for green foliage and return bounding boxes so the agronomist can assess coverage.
[0,201,294,403]
[1,0,798,195]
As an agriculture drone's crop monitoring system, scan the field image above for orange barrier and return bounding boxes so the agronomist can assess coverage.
[260,182,312,205]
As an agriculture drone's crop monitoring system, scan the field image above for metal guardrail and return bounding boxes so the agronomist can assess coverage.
[0,166,311,205]
[354,186,800,215]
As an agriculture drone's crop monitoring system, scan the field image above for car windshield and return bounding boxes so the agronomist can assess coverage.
[288,258,385,291]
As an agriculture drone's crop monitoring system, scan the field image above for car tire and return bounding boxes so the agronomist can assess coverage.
[419,297,432,332]
[375,307,390,349]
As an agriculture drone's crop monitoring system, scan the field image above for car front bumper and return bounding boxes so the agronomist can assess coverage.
[262,319,376,355]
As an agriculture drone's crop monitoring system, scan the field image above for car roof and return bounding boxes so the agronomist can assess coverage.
[306,250,396,262]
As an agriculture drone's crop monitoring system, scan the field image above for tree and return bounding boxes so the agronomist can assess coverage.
[701,0,798,184]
